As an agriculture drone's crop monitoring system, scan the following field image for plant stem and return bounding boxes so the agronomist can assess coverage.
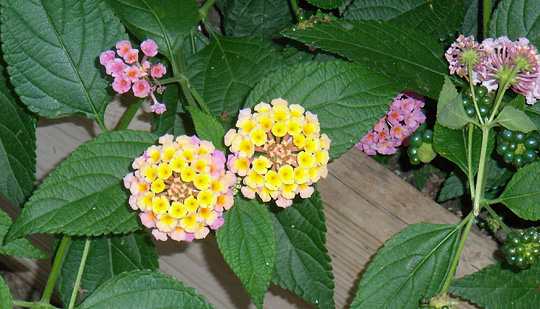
[468,67,485,125]
[472,125,491,216]
[485,204,512,233]
[289,0,300,20]
[41,235,71,304]
[116,98,143,130]
[440,212,475,294]
[467,123,476,199]
[12,300,37,308]
[199,0,217,20]
[68,237,92,309]
[483,0,492,40]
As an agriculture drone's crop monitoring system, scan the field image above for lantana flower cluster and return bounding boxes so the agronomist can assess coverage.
[225,98,331,208]
[123,135,236,242]
[356,91,426,155]
[446,35,540,104]
[100,39,167,114]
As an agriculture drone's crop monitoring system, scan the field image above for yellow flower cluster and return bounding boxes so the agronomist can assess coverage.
[225,98,331,207]
[124,135,236,241]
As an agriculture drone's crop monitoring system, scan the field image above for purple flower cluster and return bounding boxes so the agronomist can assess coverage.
[100,39,167,114]
[446,35,540,104]
[356,91,426,155]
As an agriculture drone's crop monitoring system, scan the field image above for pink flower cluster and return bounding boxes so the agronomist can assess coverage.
[100,39,167,114]
[446,35,540,104]
[356,91,426,155]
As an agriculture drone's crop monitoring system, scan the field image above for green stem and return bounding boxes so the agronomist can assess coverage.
[472,125,492,216]
[68,237,92,309]
[467,123,476,199]
[483,0,492,40]
[440,212,475,294]
[116,98,143,130]
[485,204,512,233]
[199,0,217,20]
[41,235,71,304]
[468,67,485,125]
[12,300,38,308]
[487,71,515,124]
[289,0,300,20]
[95,117,108,133]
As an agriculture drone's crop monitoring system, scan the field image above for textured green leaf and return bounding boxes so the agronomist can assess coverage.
[0,0,124,124]
[187,107,226,151]
[498,162,540,220]
[436,77,470,129]
[438,172,466,202]
[485,156,514,191]
[0,210,46,259]
[350,223,461,308]
[508,94,526,110]
[525,103,540,130]
[7,130,157,241]
[246,60,401,159]
[216,196,275,308]
[270,191,334,308]
[218,0,293,39]
[105,0,199,60]
[496,105,537,133]
[56,232,159,306]
[489,0,540,47]
[0,275,13,308]
[304,0,345,9]
[185,34,282,121]
[434,123,494,177]
[345,0,463,41]
[282,19,448,97]
[460,0,480,36]
[0,91,36,206]
[79,270,214,308]
[450,261,540,308]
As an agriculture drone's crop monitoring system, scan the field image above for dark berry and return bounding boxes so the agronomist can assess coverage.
[462,96,472,106]
[503,151,514,163]
[514,155,525,167]
[410,156,421,165]
[480,96,492,105]
[475,86,488,97]
[524,137,539,150]
[514,132,526,143]
[408,146,419,157]
[524,150,537,163]
[422,129,434,143]
[507,142,518,151]
[478,104,490,117]
[497,143,509,155]
[408,133,423,147]
[465,106,476,117]
[501,129,514,142]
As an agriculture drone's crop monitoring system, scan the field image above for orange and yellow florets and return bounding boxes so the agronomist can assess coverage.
[225,98,331,207]
[124,134,236,241]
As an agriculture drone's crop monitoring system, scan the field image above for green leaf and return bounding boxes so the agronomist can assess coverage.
[418,142,437,163]
[216,196,275,308]
[105,0,200,60]
[344,0,427,20]
[433,123,494,177]
[0,275,13,307]
[489,0,540,47]
[56,232,159,306]
[0,210,46,259]
[0,91,36,206]
[437,172,466,202]
[485,156,514,191]
[508,94,526,110]
[450,261,540,308]
[496,105,538,133]
[460,0,480,36]
[344,0,464,41]
[282,19,448,97]
[0,0,124,124]
[152,84,189,136]
[245,60,401,159]
[304,0,345,10]
[7,130,158,241]
[186,107,226,151]
[185,34,282,121]
[525,103,540,130]
[79,270,214,308]
[498,162,540,220]
[436,77,470,129]
[350,223,461,308]
[412,164,434,191]
[270,191,334,308]
[218,0,293,39]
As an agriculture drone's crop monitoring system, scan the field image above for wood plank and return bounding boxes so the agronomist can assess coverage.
[0,100,499,308]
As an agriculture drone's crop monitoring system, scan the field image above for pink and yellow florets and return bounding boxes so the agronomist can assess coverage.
[225,98,331,208]
[124,134,236,242]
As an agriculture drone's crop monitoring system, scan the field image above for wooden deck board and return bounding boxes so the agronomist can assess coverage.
[0,101,499,308]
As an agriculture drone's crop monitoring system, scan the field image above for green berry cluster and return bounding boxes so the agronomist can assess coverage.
[502,228,540,269]
[419,297,450,309]
[477,215,503,233]
[496,129,540,167]
[462,86,493,120]
[408,124,434,165]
